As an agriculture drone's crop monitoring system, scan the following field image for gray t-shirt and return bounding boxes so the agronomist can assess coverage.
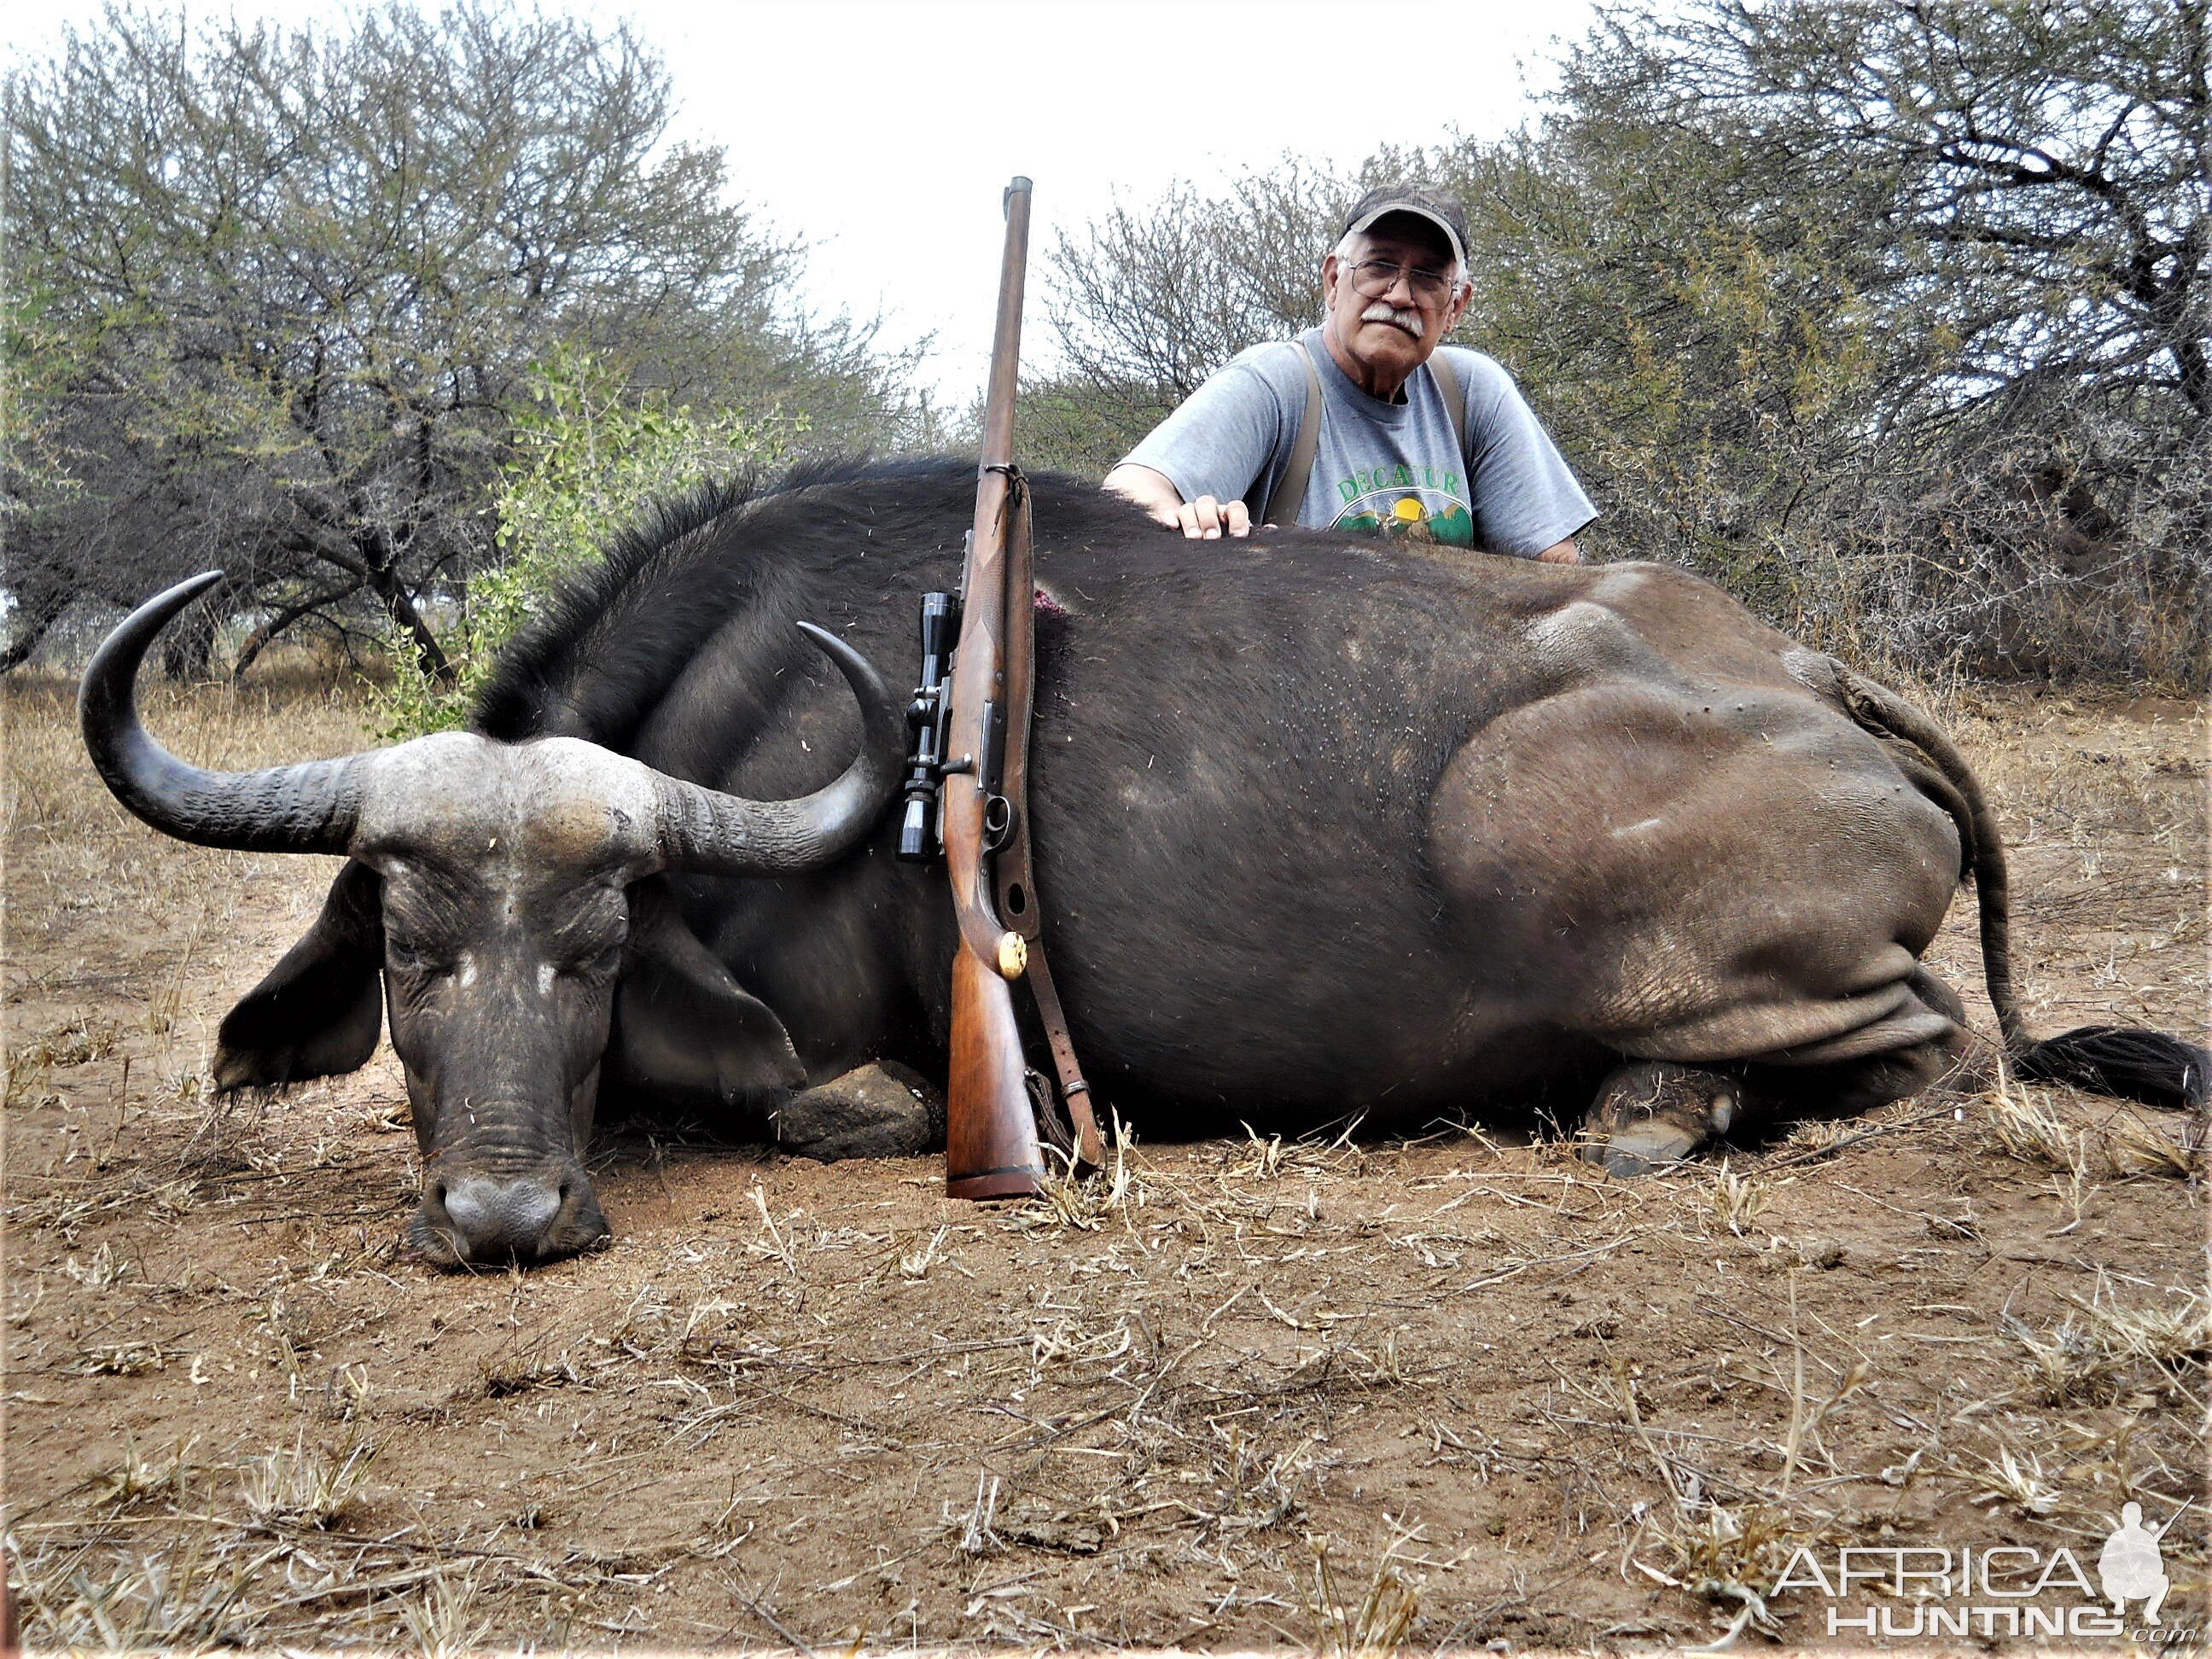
[1121,328,1595,555]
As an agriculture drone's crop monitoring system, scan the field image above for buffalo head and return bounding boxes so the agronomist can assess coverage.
[83,573,904,1268]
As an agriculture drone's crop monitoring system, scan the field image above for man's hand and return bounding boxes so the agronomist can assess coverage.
[1103,463,1254,538]
[1169,495,1251,538]
[1535,537,1582,565]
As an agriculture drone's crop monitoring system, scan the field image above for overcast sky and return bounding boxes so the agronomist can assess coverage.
[3,1,1599,404]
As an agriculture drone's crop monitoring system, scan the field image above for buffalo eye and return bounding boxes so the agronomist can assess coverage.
[385,937,447,976]
[564,938,626,981]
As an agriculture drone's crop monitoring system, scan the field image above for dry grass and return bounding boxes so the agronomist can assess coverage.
[398,1566,492,1657]
[84,1438,205,1510]
[4,672,361,931]
[1984,1079,2093,1172]
[238,1429,380,1530]
[1975,1070,2204,1258]
[1971,1445,2065,1516]
[1305,1533,1421,1657]
[1708,1161,1770,1237]
[9,1527,274,1652]
[2105,1109,2203,1178]
[1022,1110,1147,1232]
[949,1470,1006,1558]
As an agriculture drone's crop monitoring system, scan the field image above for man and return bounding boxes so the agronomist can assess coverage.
[1103,184,1593,563]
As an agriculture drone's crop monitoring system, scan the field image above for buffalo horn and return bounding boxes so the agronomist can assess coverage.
[79,573,366,854]
[650,622,906,874]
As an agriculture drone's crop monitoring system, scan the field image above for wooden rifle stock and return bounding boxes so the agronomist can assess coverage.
[942,178,1045,1200]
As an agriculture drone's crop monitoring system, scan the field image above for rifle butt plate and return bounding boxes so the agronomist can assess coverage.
[946,1164,1046,1202]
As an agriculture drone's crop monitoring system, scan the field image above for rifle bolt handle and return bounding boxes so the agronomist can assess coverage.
[995,932,1028,980]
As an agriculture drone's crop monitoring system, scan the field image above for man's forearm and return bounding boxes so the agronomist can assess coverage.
[1103,463,1251,538]
[1102,463,1185,521]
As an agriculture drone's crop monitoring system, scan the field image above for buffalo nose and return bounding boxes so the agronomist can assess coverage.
[439,1173,563,1257]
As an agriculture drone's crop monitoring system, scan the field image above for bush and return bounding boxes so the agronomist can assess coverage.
[372,345,802,737]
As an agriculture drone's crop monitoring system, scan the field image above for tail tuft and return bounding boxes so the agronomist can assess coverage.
[2013,1025,2209,1111]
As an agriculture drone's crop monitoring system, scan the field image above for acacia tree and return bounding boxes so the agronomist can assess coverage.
[1496,0,2209,675]
[1556,0,2209,428]
[3,3,908,675]
[1790,3,2193,419]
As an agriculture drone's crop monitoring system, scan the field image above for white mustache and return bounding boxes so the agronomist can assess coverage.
[1360,301,1423,336]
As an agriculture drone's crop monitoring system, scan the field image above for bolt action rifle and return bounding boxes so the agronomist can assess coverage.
[897,178,1103,1198]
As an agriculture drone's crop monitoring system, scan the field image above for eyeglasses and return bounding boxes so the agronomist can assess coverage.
[1341,258,1459,303]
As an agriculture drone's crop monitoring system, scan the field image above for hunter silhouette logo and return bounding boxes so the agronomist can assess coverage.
[1775,1499,2201,1640]
[2098,1500,2182,1625]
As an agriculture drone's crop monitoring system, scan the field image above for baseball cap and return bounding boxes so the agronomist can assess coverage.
[1340,183,1470,273]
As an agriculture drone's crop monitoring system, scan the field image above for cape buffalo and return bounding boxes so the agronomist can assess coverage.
[83,457,2205,1266]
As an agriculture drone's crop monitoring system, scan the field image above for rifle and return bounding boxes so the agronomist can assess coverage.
[912,177,1103,1198]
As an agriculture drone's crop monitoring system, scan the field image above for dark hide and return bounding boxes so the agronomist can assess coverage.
[214,859,384,1089]
[462,457,2040,1131]
[607,876,807,1104]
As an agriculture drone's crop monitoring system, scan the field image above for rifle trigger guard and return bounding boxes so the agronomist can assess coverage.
[982,794,1017,853]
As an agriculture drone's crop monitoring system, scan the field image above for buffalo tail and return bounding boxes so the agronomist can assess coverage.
[1829,661,2208,1113]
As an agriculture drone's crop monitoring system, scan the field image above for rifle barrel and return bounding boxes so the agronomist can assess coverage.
[979,178,1032,472]
[944,178,1034,973]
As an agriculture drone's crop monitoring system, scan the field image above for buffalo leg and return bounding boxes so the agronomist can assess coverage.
[775,1062,945,1161]
[1579,1060,1743,1177]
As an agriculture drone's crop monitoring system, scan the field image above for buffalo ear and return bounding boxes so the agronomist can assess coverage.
[610,878,806,1103]
[213,860,386,1090]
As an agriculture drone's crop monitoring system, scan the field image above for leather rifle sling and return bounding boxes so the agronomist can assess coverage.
[1025,945,1103,1167]
[991,470,1039,943]
[1260,341,1469,529]
[990,473,1105,1169]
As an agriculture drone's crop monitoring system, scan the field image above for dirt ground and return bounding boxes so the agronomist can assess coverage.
[3,671,2206,1654]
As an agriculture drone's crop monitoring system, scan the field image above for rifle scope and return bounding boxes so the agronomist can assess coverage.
[896,590,960,860]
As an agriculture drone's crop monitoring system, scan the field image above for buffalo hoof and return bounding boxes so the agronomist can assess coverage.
[775,1062,945,1161]
[1579,1061,1740,1178]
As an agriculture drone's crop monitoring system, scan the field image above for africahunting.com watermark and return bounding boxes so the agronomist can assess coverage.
[1774,1501,2199,1642]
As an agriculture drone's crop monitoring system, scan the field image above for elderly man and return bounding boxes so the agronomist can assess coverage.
[1103,184,1593,562]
